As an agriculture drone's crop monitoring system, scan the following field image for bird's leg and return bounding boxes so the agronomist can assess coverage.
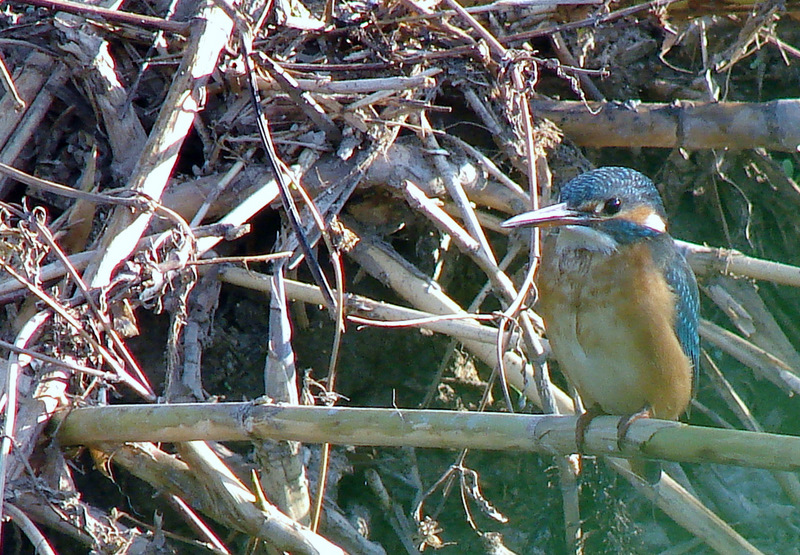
[575,404,606,453]
[616,405,653,450]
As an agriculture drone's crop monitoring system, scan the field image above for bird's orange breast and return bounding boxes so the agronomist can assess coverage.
[538,240,693,420]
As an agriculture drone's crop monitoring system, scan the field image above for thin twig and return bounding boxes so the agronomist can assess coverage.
[0,311,50,545]
[502,0,683,44]
[0,51,25,111]
[0,339,118,380]
[31,215,155,399]
[4,504,56,555]
[239,29,336,309]
[11,0,190,35]
[0,259,154,399]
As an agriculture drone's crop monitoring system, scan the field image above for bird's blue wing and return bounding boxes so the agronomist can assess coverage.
[663,245,700,396]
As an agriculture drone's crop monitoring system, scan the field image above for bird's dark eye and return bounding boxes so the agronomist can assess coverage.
[602,197,622,215]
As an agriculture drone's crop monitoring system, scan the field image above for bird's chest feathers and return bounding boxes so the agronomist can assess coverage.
[546,242,644,301]
[538,240,692,418]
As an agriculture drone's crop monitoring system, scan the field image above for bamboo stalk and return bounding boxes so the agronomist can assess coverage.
[529,99,800,152]
[55,403,800,473]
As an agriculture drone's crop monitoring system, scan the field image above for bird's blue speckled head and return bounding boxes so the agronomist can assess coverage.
[501,167,670,245]
[560,167,666,219]
[560,167,668,244]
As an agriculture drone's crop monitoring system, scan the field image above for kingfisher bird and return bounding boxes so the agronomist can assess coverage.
[502,167,699,481]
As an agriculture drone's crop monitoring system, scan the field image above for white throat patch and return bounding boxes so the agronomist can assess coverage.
[555,225,618,254]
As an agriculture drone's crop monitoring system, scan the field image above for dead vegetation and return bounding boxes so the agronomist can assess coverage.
[3,0,800,552]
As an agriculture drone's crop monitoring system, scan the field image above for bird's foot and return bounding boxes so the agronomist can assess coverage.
[617,407,662,483]
[575,404,606,453]
[616,406,653,449]
[573,405,606,480]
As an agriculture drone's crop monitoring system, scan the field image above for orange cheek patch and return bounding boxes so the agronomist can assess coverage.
[618,205,666,232]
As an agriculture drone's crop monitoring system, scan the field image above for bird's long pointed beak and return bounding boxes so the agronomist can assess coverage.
[500,202,589,229]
